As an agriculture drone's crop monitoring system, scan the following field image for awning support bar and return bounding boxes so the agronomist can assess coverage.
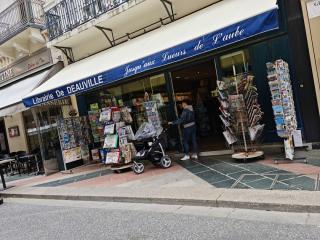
[160,0,174,22]
[55,46,75,64]
[95,26,115,47]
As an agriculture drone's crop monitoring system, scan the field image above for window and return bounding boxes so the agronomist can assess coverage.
[220,49,251,77]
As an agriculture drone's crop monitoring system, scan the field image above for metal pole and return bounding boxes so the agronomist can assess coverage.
[0,167,6,189]
[232,61,248,153]
[31,108,46,172]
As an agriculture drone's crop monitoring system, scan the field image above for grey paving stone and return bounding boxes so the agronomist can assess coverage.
[241,175,266,183]
[282,176,316,191]
[187,165,210,174]
[233,183,250,189]
[263,169,292,174]
[34,169,112,187]
[196,171,230,184]
[307,159,320,167]
[277,174,299,182]
[261,174,278,180]
[228,170,253,179]
[272,182,290,190]
[237,164,278,174]
[5,174,34,183]
[178,161,199,169]
[245,178,274,190]
[178,158,317,191]
[212,179,236,188]
[209,164,243,175]
[198,159,222,166]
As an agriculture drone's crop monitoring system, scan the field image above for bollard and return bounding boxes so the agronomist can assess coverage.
[0,168,6,190]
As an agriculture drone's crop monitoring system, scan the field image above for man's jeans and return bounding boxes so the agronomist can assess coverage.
[182,125,198,154]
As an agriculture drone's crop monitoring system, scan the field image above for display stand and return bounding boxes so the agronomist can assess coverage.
[56,117,92,171]
[144,100,163,135]
[218,68,265,161]
[100,106,136,173]
[87,91,165,173]
[266,60,307,164]
[88,110,104,144]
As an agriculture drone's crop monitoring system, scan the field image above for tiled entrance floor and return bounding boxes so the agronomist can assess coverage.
[34,169,112,187]
[179,156,320,191]
[4,174,36,183]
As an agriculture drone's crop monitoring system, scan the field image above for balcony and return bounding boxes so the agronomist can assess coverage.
[0,0,46,45]
[45,0,220,60]
[46,0,130,41]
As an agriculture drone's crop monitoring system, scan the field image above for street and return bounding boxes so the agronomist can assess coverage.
[1,199,320,240]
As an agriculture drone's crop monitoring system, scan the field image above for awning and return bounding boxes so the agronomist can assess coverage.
[0,70,50,117]
[23,0,279,107]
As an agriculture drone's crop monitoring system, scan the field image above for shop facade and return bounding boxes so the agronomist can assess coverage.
[0,48,65,157]
[301,0,320,119]
[0,118,9,154]
[22,0,320,170]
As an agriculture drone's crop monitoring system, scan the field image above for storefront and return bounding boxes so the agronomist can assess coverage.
[0,49,64,162]
[22,0,320,168]
[0,119,8,154]
[301,0,320,118]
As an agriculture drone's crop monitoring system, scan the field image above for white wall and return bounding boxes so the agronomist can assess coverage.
[4,113,29,153]
[0,0,16,12]
[301,0,320,116]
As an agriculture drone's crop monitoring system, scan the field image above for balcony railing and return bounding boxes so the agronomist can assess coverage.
[46,0,129,41]
[0,0,45,45]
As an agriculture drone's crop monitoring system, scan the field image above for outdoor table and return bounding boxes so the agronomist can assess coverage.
[19,154,41,175]
[0,158,16,190]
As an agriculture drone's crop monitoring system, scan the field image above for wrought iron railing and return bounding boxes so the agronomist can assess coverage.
[0,0,45,44]
[46,0,130,41]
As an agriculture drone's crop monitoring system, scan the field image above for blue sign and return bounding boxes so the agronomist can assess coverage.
[23,8,279,107]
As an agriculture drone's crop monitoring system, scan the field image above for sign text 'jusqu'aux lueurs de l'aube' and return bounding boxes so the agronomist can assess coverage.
[23,9,279,107]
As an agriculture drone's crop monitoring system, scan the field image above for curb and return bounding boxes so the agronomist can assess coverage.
[1,192,320,213]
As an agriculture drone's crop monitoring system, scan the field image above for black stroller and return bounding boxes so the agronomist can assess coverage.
[132,123,172,174]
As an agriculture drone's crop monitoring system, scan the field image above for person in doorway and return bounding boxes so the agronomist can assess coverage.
[169,99,198,161]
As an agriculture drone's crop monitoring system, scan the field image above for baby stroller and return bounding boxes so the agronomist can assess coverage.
[132,123,172,174]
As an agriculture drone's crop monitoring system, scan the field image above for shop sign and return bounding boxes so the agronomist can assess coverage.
[23,8,279,107]
[0,50,51,84]
[307,0,320,19]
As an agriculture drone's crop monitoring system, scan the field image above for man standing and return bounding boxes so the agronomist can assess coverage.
[169,99,198,161]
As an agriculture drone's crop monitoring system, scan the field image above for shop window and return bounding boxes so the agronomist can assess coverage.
[0,120,8,153]
[220,49,251,77]
[86,74,169,133]
[23,107,63,159]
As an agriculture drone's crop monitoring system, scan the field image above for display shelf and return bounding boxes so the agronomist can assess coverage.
[218,72,265,161]
[56,117,92,170]
[266,59,303,162]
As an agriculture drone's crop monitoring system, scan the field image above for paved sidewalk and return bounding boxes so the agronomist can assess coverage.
[1,150,320,212]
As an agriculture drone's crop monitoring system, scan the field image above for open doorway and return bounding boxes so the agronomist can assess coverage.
[171,61,226,151]
[0,119,9,154]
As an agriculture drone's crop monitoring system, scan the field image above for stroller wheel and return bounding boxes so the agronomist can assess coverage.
[160,156,172,169]
[133,162,145,174]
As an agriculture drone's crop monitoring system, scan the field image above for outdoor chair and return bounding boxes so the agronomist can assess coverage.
[16,151,28,174]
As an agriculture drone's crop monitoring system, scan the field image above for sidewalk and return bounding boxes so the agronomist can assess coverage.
[1,150,320,213]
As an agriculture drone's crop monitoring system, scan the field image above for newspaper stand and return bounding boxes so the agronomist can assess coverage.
[266,60,307,164]
[218,70,265,161]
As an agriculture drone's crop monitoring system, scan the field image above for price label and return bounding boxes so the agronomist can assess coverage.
[307,0,320,19]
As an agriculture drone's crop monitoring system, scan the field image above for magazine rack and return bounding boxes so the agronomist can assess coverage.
[218,72,264,161]
[266,60,307,164]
